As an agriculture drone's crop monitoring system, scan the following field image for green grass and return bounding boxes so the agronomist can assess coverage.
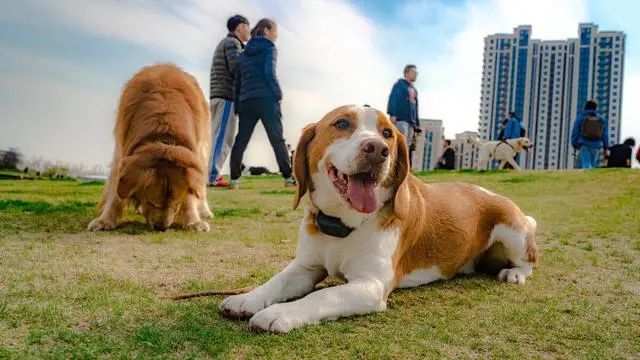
[0,170,639,358]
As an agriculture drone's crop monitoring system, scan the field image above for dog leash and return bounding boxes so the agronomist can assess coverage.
[162,286,254,301]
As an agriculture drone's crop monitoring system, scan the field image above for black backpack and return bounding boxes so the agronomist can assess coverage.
[581,114,603,140]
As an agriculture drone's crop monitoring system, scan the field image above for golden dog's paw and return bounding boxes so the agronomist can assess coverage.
[185,221,210,232]
[87,218,117,231]
[200,208,214,219]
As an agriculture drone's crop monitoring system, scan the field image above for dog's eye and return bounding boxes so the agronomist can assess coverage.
[382,128,393,139]
[335,119,350,130]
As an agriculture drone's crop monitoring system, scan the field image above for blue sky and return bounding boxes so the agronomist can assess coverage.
[1,0,638,171]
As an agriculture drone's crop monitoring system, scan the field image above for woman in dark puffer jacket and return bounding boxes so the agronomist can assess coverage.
[229,18,295,189]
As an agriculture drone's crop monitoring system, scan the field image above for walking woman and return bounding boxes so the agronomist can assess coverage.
[229,18,295,189]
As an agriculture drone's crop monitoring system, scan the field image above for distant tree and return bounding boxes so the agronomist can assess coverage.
[1,150,21,170]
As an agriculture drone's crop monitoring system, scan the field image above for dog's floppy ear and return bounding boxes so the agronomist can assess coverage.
[293,124,317,209]
[117,155,146,200]
[185,167,204,199]
[392,130,411,219]
[166,145,205,199]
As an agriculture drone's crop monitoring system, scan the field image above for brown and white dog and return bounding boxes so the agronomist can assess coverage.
[473,137,534,171]
[220,105,538,332]
[88,64,212,232]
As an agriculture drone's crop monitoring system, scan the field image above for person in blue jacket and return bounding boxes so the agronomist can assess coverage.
[503,112,522,140]
[229,18,295,189]
[571,100,609,169]
[387,65,421,144]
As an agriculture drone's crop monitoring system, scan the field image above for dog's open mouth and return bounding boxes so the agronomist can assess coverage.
[326,162,379,213]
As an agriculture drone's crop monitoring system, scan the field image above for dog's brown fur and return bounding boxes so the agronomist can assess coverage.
[293,105,538,289]
[88,64,212,232]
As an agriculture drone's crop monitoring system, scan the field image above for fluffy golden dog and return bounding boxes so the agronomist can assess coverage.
[88,64,212,232]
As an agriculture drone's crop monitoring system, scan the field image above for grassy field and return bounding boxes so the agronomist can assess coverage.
[0,170,639,359]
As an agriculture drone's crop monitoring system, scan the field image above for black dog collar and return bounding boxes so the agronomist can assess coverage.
[315,210,354,238]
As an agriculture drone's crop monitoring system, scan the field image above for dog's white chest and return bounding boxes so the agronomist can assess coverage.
[297,213,400,282]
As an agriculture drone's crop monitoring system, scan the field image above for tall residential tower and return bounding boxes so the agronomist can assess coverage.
[479,24,625,169]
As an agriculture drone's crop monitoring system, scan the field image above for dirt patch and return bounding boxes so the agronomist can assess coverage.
[1,232,294,298]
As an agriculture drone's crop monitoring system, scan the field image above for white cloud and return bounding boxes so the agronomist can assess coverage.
[413,0,588,137]
[2,0,638,170]
[2,0,396,172]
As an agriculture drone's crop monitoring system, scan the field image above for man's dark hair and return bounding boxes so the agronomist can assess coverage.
[404,64,417,75]
[444,139,452,146]
[227,15,249,32]
[623,137,636,147]
[585,99,598,110]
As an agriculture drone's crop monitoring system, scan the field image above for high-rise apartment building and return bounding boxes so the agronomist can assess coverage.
[479,23,625,169]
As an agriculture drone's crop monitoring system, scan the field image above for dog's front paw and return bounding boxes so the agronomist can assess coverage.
[87,218,117,231]
[200,208,214,219]
[250,304,307,333]
[498,268,527,285]
[185,221,210,232]
[219,293,269,319]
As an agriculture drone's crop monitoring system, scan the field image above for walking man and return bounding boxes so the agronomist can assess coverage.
[208,15,251,186]
[387,65,421,144]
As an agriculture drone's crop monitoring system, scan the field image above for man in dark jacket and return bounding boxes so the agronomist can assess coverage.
[208,15,250,187]
[571,100,609,169]
[607,138,635,168]
[387,65,421,145]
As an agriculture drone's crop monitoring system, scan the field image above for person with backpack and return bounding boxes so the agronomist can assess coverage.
[503,112,522,140]
[571,100,609,169]
[607,138,636,168]
[228,18,295,189]
[208,15,251,187]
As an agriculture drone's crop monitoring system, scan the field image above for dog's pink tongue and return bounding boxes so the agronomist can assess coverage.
[347,176,377,213]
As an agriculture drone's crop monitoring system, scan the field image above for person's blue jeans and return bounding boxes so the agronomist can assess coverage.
[395,121,414,145]
[578,146,601,169]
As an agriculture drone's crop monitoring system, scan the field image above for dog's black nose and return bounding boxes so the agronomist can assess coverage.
[361,140,389,164]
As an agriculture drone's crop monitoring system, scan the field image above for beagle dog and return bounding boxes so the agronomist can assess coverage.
[220,105,538,333]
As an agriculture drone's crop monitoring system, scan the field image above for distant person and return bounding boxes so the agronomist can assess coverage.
[436,140,455,170]
[571,100,608,169]
[208,15,251,187]
[503,112,522,140]
[287,143,295,167]
[497,117,508,140]
[637,145,640,164]
[501,112,522,168]
[387,64,421,144]
[229,19,295,189]
[607,137,635,168]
